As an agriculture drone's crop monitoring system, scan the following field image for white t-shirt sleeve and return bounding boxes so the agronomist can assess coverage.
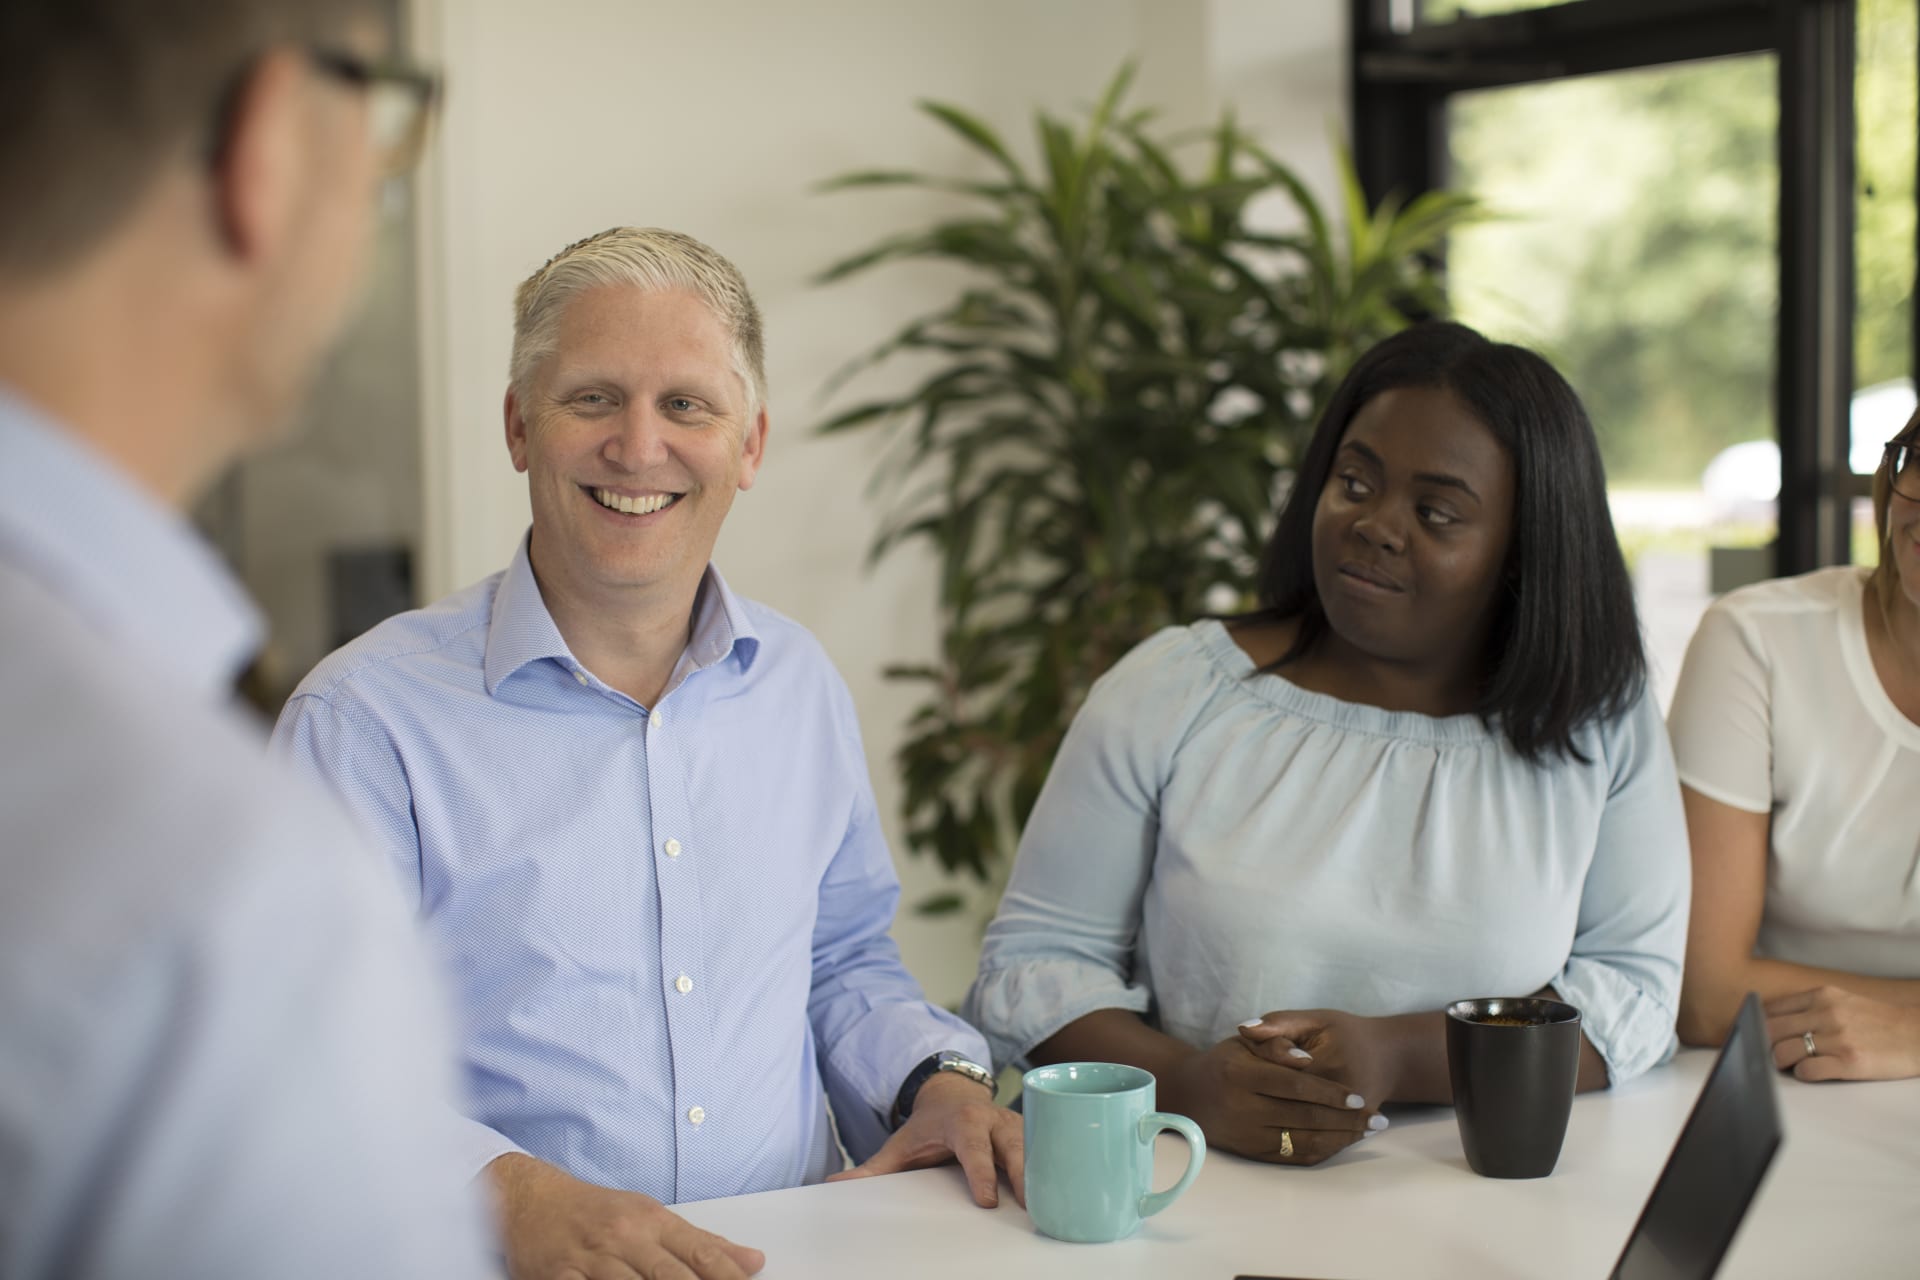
[1667,594,1774,814]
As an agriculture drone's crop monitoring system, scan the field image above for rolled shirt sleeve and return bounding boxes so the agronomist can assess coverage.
[1550,686,1691,1083]
[964,632,1187,1071]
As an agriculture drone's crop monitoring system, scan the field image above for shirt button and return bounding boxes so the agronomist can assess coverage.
[574,670,588,685]
[688,1105,706,1125]
[675,974,693,994]
[649,708,663,729]
[664,838,682,858]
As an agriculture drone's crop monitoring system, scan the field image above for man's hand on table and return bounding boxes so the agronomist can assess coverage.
[825,1070,1026,1208]
[487,1153,765,1280]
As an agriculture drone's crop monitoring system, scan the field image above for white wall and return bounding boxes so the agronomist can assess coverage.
[411,0,1348,1005]
[237,203,423,686]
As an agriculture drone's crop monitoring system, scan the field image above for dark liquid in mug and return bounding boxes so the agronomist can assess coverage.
[1471,1015,1548,1026]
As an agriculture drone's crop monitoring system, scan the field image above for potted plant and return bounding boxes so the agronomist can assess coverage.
[817,66,1477,919]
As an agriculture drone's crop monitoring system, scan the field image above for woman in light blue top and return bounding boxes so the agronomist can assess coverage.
[964,322,1689,1167]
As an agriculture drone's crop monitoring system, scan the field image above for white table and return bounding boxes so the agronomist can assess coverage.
[676,1052,1920,1278]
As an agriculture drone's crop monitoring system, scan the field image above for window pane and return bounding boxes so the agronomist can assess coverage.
[1447,55,1778,707]
[1853,0,1917,563]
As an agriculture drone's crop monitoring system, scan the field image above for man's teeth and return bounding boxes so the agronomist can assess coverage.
[593,489,676,515]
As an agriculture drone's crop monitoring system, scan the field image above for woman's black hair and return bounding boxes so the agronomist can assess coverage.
[1243,320,1645,763]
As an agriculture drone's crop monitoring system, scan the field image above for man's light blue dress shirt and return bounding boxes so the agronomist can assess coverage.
[0,389,492,1278]
[273,538,988,1204]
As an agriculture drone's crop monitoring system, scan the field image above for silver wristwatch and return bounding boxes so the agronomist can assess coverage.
[892,1049,996,1125]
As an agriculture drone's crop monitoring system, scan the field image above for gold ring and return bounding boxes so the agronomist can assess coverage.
[1279,1129,1294,1158]
[1803,1030,1818,1057]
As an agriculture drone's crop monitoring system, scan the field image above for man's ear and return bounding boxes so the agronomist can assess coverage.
[210,49,310,265]
[505,385,531,472]
[736,406,770,491]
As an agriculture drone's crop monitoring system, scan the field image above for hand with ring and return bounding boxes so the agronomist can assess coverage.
[1763,985,1920,1082]
[1155,1029,1382,1167]
[1236,1008,1405,1114]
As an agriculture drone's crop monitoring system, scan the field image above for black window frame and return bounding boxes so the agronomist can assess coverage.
[1351,0,1912,575]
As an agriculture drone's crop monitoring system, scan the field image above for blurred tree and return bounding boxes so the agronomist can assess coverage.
[1856,0,1917,393]
[1449,54,1777,486]
[1442,0,1914,487]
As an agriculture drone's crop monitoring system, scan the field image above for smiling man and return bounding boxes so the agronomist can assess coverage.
[272,227,1022,1280]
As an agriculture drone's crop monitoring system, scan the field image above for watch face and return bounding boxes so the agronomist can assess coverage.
[936,1053,996,1089]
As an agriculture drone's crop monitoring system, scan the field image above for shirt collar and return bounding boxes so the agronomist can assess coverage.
[0,384,263,700]
[483,532,761,697]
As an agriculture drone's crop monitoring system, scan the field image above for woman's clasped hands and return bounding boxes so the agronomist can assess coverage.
[1159,1009,1397,1167]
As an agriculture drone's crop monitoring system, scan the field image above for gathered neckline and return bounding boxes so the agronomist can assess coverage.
[1187,618,1505,748]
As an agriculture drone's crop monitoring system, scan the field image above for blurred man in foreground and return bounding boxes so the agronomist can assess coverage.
[0,2,493,1275]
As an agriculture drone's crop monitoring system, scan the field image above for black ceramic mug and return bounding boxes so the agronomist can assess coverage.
[1445,996,1582,1179]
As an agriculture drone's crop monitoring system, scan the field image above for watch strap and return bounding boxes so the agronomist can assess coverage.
[891,1050,995,1126]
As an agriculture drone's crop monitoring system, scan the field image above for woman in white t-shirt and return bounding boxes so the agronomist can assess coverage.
[1669,413,1920,1081]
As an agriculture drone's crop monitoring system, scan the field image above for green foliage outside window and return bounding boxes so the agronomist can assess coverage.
[1856,0,1918,395]
[1447,0,1914,489]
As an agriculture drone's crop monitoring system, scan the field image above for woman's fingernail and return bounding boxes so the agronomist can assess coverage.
[1368,1114,1390,1131]
[1288,1047,1313,1060]
[1238,1018,1264,1028]
[1346,1093,1365,1109]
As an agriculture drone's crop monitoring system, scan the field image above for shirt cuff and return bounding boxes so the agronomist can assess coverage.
[963,957,1152,1074]
[820,1003,992,1161]
[452,1112,527,1185]
[1552,955,1679,1084]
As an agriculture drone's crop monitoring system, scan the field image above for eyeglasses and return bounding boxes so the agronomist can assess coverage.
[307,49,441,179]
[1884,440,1920,502]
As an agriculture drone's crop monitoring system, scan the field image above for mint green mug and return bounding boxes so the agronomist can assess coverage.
[1021,1062,1206,1243]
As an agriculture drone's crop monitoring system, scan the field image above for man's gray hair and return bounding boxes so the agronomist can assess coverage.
[510,227,767,417]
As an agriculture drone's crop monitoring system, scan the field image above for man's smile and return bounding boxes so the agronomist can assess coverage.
[587,486,681,516]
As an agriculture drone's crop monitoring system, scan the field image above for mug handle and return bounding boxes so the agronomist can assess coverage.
[1136,1111,1207,1219]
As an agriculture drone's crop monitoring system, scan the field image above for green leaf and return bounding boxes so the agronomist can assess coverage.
[814,169,1022,202]
[880,663,945,683]
[815,399,903,435]
[919,101,1030,184]
[1088,62,1138,148]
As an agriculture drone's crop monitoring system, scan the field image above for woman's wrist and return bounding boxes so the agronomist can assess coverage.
[1896,1002,1920,1070]
[1033,1008,1199,1093]
[1145,1040,1209,1114]
[1377,1010,1452,1103]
